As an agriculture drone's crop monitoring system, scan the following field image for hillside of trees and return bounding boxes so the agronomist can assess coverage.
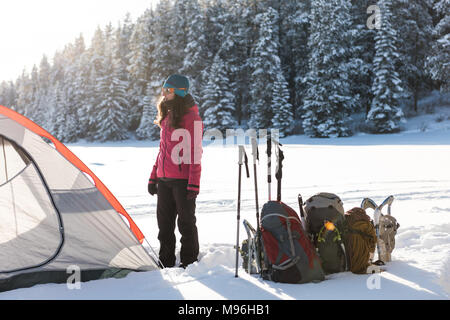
[0,0,448,141]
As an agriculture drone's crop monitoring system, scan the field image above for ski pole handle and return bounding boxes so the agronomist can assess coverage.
[251,137,258,165]
[238,145,245,165]
[238,145,250,178]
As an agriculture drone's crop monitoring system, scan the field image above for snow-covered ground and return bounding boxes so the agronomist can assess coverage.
[1,108,450,300]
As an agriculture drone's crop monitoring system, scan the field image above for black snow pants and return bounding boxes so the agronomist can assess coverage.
[156,179,199,267]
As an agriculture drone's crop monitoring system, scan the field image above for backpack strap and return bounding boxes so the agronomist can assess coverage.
[347,228,374,239]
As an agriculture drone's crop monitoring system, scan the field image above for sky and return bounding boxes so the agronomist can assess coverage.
[0,0,158,83]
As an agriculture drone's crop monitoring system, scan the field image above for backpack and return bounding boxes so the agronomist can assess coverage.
[343,207,377,274]
[303,192,348,274]
[259,201,325,284]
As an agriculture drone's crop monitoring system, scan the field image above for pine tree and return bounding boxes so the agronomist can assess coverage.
[136,83,159,140]
[302,0,355,138]
[55,82,79,143]
[366,0,406,133]
[392,0,434,112]
[72,36,90,139]
[202,54,237,133]
[38,55,52,94]
[220,0,254,124]
[27,65,40,123]
[128,10,155,131]
[181,0,210,102]
[350,0,376,115]
[92,42,129,141]
[0,81,16,108]
[272,72,294,138]
[15,70,33,117]
[150,0,183,85]
[115,16,134,128]
[46,82,64,136]
[278,1,310,118]
[426,0,449,93]
[248,7,290,131]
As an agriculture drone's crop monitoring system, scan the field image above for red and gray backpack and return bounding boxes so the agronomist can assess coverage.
[260,200,325,284]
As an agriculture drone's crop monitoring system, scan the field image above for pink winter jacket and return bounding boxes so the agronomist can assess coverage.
[149,105,203,193]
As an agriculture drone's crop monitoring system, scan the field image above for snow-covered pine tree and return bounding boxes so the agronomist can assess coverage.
[128,10,155,131]
[426,0,449,93]
[271,72,294,138]
[136,83,159,140]
[350,0,376,115]
[115,15,135,129]
[217,0,254,124]
[275,1,310,119]
[392,0,434,112]
[149,0,182,105]
[202,54,237,133]
[71,35,90,139]
[26,65,40,124]
[46,82,64,137]
[302,0,355,138]
[76,52,96,139]
[35,66,54,131]
[248,7,290,131]
[34,55,52,129]
[181,0,210,103]
[172,0,188,70]
[55,81,79,143]
[59,65,80,142]
[91,38,129,142]
[0,81,16,109]
[81,27,110,139]
[15,70,33,118]
[366,0,406,133]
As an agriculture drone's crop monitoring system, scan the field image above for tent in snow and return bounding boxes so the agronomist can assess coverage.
[0,105,158,292]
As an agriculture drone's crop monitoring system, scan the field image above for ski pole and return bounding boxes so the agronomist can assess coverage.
[235,145,249,278]
[250,137,261,274]
[274,140,284,202]
[267,132,272,201]
[251,137,260,232]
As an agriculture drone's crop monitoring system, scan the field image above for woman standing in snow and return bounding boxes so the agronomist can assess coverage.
[148,74,203,269]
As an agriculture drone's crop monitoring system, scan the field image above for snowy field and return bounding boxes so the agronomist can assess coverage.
[1,111,450,300]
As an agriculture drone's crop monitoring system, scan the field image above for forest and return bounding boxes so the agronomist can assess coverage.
[0,0,448,141]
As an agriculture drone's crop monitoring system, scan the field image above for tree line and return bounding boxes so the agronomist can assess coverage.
[0,0,448,141]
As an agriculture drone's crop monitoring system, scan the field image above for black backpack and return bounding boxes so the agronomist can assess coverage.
[303,192,348,274]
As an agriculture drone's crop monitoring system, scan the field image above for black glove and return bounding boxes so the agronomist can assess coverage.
[148,183,157,196]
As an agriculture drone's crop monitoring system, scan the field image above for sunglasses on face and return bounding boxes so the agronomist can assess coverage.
[162,87,187,95]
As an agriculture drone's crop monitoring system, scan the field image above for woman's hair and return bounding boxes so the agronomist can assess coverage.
[154,94,192,129]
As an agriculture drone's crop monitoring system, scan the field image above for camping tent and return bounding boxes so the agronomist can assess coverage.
[0,105,158,292]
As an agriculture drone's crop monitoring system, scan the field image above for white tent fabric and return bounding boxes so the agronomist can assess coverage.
[0,109,157,290]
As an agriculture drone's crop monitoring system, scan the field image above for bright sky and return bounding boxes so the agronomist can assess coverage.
[0,0,158,83]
